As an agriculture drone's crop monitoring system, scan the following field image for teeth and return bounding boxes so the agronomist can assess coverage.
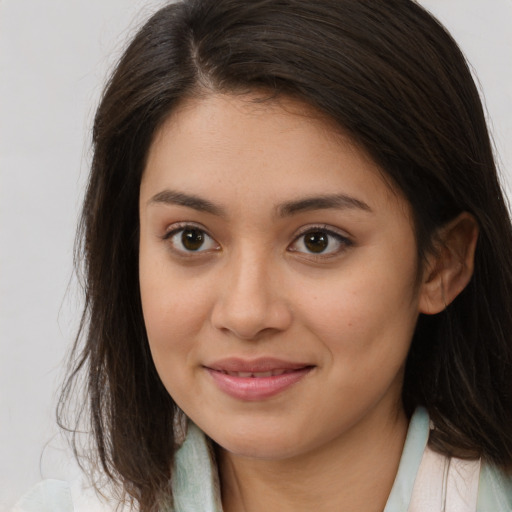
[225,369,294,378]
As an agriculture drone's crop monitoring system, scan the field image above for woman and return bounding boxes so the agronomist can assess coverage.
[13,0,512,511]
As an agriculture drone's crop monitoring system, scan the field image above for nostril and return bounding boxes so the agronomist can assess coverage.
[211,298,292,340]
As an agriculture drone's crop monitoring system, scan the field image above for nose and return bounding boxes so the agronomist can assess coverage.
[210,250,293,340]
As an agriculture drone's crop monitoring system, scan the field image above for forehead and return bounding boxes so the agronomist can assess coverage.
[151,92,363,158]
[141,92,408,217]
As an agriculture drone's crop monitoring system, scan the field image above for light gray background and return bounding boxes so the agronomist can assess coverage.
[1,0,511,509]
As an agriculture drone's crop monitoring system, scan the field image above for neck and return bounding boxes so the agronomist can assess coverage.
[218,404,408,512]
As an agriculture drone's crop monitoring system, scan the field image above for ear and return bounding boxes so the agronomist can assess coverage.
[419,212,479,315]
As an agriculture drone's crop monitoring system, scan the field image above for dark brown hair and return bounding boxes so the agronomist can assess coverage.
[59,0,512,509]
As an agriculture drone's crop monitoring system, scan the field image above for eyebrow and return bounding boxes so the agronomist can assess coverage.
[147,189,372,217]
[148,190,226,216]
[277,194,372,217]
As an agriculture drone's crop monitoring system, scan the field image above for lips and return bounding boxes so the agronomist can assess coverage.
[206,357,311,373]
[218,369,297,378]
[204,358,314,400]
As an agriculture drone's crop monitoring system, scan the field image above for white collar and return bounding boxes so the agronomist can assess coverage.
[172,408,431,512]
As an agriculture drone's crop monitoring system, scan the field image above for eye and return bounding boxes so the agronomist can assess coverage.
[164,225,219,254]
[288,227,351,256]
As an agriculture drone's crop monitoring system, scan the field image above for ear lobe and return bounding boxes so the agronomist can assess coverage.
[419,212,479,315]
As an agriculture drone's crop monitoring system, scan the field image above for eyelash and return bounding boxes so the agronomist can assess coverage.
[162,223,352,259]
[288,225,353,259]
[162,222,220,256]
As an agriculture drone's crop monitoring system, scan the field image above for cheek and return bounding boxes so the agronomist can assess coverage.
[140,272,214,407]
[139,248,212,370]
[296,252,419,367]
[142,285,209,353]
[295,272,418,427]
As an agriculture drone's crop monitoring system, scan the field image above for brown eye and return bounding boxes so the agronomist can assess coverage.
[182,228,205,251]
[166,226,219,254]
[288,227,351,256]
[304,231,329,253]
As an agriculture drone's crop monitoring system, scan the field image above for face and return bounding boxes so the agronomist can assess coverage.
[139,93,423,461]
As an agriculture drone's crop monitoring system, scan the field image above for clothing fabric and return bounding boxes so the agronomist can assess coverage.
[11,408,512,512]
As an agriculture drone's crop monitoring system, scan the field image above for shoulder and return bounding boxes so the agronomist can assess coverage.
[11,477,130,512]
[403,409,512,512]
[477,461,512,511]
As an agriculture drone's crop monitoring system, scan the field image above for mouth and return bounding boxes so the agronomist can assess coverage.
[205,357,313,373]
[215,368,303,378]
[204,358,315,400]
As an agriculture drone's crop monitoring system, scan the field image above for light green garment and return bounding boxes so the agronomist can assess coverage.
[12,408,512,511]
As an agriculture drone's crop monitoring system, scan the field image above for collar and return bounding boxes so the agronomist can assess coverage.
[171,408,430,512]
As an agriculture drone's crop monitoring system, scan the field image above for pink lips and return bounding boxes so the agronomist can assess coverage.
[204,358,314,401]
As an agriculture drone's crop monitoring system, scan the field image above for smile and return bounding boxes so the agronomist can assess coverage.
[204,358,314,401]
[219,369,297,378]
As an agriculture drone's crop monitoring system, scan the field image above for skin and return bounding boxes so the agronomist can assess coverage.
[138,93,476,512]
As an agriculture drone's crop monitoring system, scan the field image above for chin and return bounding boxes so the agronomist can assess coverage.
[218,436,304,461]
[203,418,317,461]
